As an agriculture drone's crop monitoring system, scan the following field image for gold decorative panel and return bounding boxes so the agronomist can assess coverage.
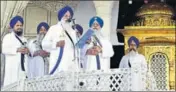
[122,2,175,90]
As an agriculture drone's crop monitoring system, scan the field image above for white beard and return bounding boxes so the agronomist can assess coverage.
[94,30,104,39]
[129,50,137,57]
[61,20,72,31]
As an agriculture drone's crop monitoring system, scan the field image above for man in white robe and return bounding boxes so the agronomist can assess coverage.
[27,22,50,78]
[77,16,114,91]
[42,6,78,75]
[119,36,156,91]
[81,16,114,72]
[2,16,29,87]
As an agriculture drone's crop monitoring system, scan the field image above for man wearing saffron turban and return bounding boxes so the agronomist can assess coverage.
[27,22,50,78]
[81,16,114,71]
[2,16,29,86]
[42,6,79,75]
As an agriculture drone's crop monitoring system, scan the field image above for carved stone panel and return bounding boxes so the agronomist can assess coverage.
[24,4,48,36]
[50,12,58,26]
[29,1,79,12]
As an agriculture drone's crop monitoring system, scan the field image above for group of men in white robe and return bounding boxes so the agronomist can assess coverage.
[2,5,154,91]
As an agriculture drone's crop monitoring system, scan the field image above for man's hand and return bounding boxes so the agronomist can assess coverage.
[17,47,29,54]
[86,48,99,55]
[33,51,40,57]
[56,40,65,47]
[39,50,49,57]
[33,50,49,57]
[92,46,102,53]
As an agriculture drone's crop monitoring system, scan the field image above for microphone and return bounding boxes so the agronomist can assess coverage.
[69,19,78,32]
[67,18,76,29]
[67,18,75,23]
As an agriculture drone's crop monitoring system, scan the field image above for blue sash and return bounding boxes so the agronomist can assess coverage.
[49,47,64,75]
[15,35,26,71]
[49,27,75,75]
[93,36,102,70]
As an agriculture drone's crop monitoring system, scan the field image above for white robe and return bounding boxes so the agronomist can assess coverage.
[42,22,78,75]
[81,33,114,72]
[119,52,148,91]
[2,32,28,87]
[27,38,49,78]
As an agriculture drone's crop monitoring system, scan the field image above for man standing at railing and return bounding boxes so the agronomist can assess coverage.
[119,36,148,91]
[2,16,30,87]
[42,6,79,75]
[81,16,114,71]
[27,22,50,78]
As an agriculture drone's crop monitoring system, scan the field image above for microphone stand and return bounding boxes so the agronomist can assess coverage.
[71,19,82,71]
[71,19,85,90]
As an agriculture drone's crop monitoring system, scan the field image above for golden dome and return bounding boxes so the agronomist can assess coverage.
[136,2,175,17]
[130,2,175,26]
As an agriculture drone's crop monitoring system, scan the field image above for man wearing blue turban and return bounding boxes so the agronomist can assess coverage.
[42,5,79,75]
[2,16,30,86]
[119,36,151,91]
[81,16,114,71]
[27,22,50,78]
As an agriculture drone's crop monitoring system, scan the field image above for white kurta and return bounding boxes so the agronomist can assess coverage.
[81,34,114,72]
[27,38,48,78]
[42,22,78,74]
[2,32,28,87]
[119,52,148,91]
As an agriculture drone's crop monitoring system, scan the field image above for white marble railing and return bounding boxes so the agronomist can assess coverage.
[1,68,168,91]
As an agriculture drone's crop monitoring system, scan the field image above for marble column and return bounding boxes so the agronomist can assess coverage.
[93,1,114,40]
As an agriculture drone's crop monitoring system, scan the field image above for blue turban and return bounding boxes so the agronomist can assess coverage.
[128,36,139,48]
[37,22,49,34]
[58,5,74,21]
[89,16,104,28]
[10,16,24,28]
[75,24,83,35]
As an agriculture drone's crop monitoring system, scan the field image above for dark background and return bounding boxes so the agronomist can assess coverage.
[110,0,176,69]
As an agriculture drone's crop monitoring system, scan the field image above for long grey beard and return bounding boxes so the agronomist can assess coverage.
[94,30,104,39]
[37,34,45,44]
